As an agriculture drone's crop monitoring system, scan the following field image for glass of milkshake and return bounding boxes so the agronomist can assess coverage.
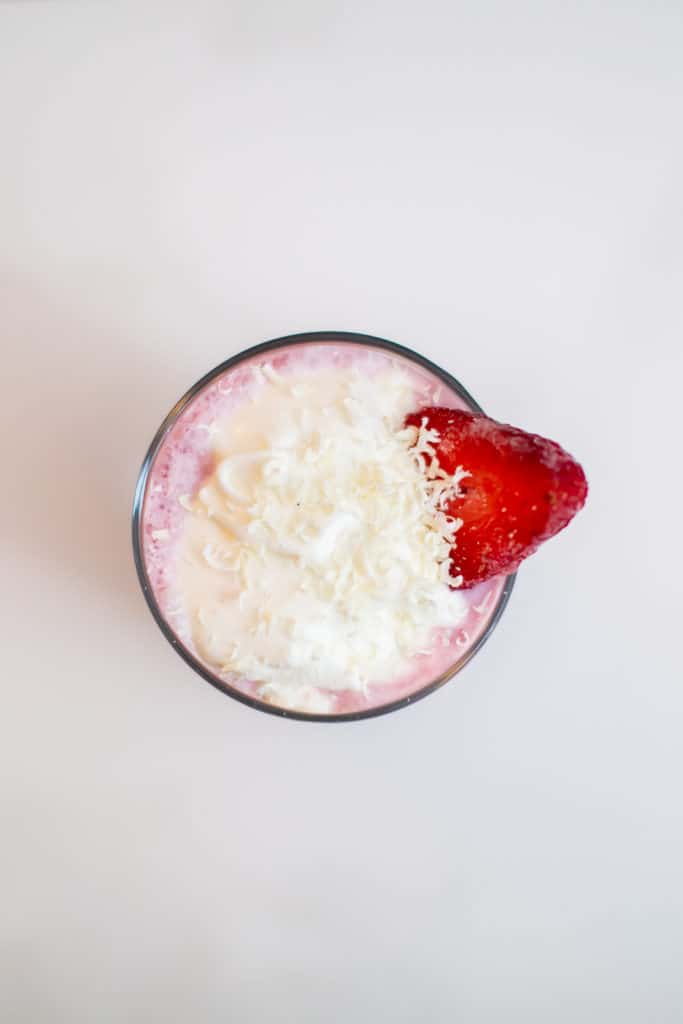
[132,332,515,721]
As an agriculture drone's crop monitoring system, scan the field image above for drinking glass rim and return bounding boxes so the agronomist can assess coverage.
[131,330,516,722]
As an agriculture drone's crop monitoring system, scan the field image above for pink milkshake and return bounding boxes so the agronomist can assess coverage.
[133,333,513,720]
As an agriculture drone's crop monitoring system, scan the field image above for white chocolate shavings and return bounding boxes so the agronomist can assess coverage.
[177,361,470,712]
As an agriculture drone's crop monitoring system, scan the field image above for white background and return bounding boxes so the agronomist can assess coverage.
[2,3,682,1022]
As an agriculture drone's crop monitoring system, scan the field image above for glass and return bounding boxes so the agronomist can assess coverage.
[132,331,515,721]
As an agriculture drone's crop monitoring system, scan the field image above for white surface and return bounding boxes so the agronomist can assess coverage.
[1,3,681,1022]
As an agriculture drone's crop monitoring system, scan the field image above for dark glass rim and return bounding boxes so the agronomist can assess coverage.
[131,330,515,722]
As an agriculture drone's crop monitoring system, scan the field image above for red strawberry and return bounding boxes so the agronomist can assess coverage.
[405,407,588,588]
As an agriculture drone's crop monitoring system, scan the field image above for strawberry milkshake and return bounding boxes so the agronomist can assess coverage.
[133,334,515,719]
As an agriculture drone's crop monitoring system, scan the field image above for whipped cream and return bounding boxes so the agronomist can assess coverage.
[177,359,470,711]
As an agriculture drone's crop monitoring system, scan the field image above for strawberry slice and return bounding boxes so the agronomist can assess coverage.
[405,407,588,588]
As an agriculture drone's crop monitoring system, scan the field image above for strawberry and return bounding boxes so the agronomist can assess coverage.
[405,406,588,588]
